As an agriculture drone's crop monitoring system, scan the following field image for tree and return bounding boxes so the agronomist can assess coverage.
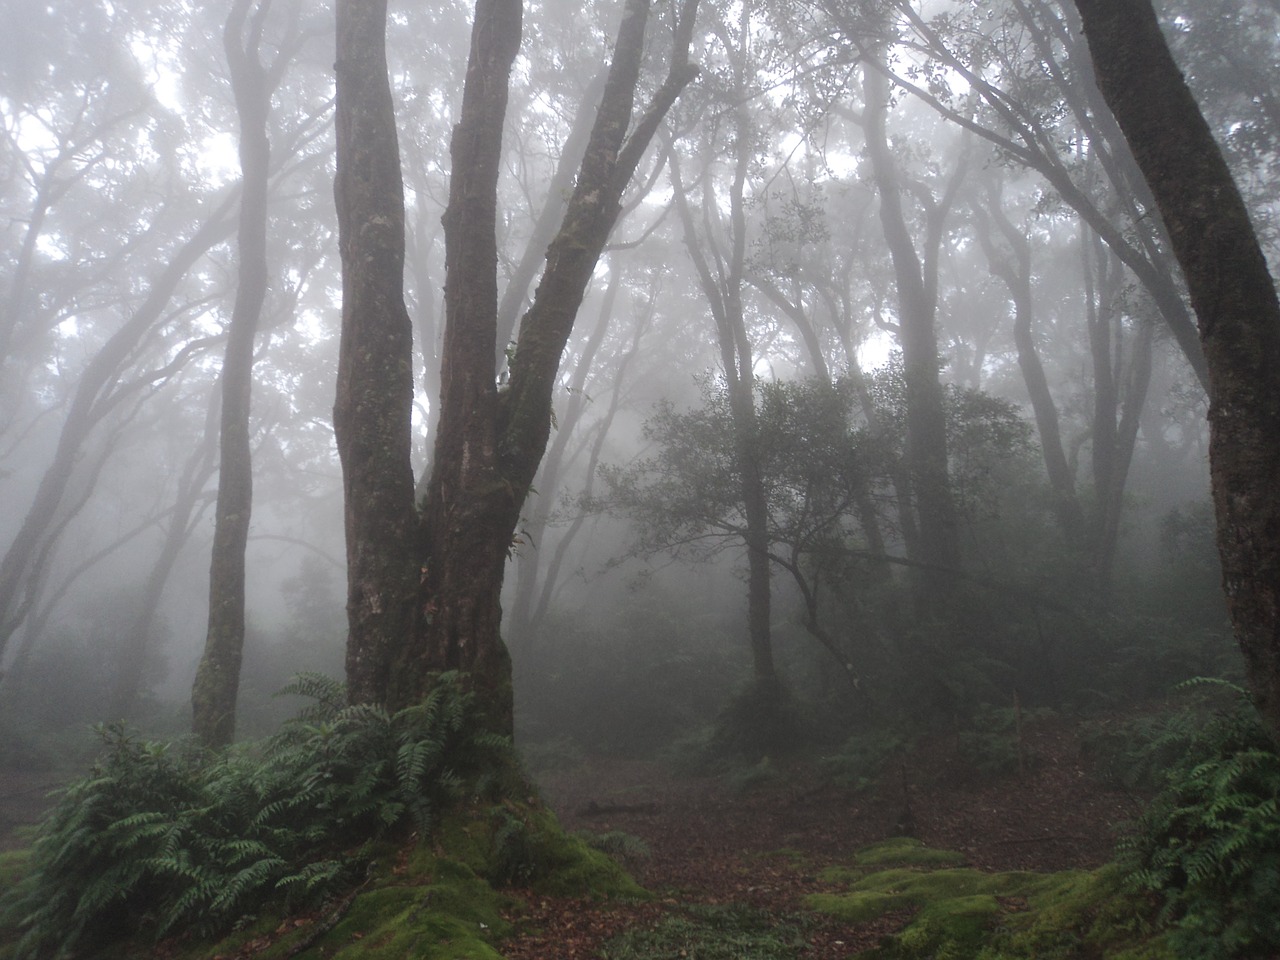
[669,0,780,696]
[1070,0,1280,739]
[193,0,308,747]
[333,0,700,731]
[859,51,965,601]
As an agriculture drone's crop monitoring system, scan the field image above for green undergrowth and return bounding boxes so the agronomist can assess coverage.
[0,673,645,960]
[178,801,643,960]
[602,903,809,960]
[806,838,1173,959]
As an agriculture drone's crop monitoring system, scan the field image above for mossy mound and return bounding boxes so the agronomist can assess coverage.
[807,841,1174,959]
[189,799,645,960]
[603,903,808,960]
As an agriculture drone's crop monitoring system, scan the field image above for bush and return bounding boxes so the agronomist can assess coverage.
[1121,688,1280,959]
[0,672,510,958]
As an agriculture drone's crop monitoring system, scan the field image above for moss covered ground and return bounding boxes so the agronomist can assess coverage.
[806,838,1174,959]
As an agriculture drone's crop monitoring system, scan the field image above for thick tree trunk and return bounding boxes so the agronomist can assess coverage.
[333,0,421,707]
[192,0,274,747]
[1072,0,1280,739]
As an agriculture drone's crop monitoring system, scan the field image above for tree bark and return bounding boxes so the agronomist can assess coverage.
[333,0,421,707]
[192,0,276,747]
[1072,0,1280,739]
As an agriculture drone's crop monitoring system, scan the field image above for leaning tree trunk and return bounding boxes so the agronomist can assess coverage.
[1071,0,1280,740]
[191,0,277,747]
[335,0,700,731]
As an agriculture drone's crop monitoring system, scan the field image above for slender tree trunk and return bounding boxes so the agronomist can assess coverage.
[1072,0,1280,739]
[861,59,962,599]
[671,134,777,688]
[508,267,619,646]
[191,0,275,747]
[970,183,1084,546]
[115,394,218,719]
[0,195,236,662]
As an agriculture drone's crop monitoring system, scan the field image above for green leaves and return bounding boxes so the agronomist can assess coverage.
[0,672,512,958]
[1121,697,1280,959]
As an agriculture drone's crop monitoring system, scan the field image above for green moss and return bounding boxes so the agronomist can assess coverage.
[808,844,1172,960]
[974,865,1175,960]
[603,904,808,960]
[856,837,969,869]
[510,805,647,898]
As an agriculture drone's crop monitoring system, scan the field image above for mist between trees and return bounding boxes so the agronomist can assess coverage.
[0,0,1276,773]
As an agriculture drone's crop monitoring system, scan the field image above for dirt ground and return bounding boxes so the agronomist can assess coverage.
[500,719,1143,959]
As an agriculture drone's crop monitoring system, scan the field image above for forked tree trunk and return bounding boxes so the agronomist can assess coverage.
[1072,0,1280,740]
[335,0,700,732]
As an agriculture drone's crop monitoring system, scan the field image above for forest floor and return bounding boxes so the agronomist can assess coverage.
[502,718,1143,959]
[0,718,1143,958]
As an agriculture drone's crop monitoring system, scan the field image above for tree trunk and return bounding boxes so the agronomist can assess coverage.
[333,0,421,708]
[335,0,699,731]
[671,136,777,688]
[861,59,962,598]
[1072,0,1280,739]
[115,393,218,720]
[969,181,1084,546]
[191,0,275,747]
[0,194,236,663]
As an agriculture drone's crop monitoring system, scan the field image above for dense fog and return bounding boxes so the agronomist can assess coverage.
[1,0,1272,765]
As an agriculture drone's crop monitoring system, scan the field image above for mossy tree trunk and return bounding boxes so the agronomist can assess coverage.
[1072,0,1280,740]
[335,0,700,732]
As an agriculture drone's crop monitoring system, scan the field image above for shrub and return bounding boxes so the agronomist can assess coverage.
[1121,688,1280,959]
[0,672,510,958]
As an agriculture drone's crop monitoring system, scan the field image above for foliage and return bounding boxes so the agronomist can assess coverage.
[819,729,906,792]
[954,705,1050,779]
[602,903,808,960]
[0,672,511,958]
[1120,690,1280,959]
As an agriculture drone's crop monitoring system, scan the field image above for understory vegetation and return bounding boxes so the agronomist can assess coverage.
[0,673,636,959]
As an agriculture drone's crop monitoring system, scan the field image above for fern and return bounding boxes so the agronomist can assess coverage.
[0,671,516,958]
[1121,695,1280,959]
